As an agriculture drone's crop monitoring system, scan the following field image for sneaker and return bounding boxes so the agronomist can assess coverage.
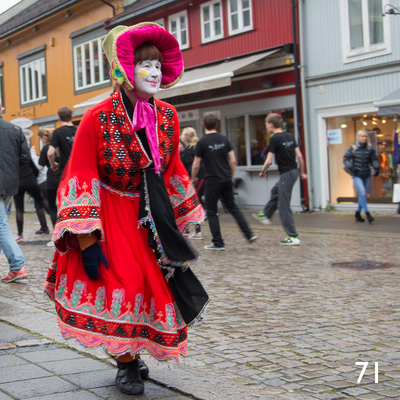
[248,235,258,243]
[189,232,203,240]
[183,233,190,237]
[35,227,50,235]
[252,212,272,225]
[15,235,24,243]
[46,240,54,247]
[280,237,300,246]
[2,267,28,283]
[204,244,225,250]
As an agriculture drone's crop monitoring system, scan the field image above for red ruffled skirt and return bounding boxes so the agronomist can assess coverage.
[44,187,188,361]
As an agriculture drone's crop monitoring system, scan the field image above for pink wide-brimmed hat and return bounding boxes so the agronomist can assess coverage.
[102,22,184,90]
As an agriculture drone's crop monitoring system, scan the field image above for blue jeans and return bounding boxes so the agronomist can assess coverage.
[352,177,370,213]
[0,195,25,271]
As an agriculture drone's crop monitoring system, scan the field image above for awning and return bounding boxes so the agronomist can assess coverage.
[156,49,279,99]
[73,49,280,115]
[374,88,400,116]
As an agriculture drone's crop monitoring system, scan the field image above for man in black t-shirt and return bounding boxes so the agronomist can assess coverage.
[254,113,307,246]
[192,113,256,250]
[48,106,77,175]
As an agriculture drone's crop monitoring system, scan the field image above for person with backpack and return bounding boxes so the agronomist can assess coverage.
[343,130,380,223]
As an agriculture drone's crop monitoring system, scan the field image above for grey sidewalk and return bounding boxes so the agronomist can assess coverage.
[0,321,192,400]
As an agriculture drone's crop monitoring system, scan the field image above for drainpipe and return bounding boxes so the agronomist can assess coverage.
[99,0,116,16]
[298,0,314,211]
[291,0,307,211]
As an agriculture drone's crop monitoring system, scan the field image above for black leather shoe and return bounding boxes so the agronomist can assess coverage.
[354,211,365,222]
[116,359,144,395]
[366,212,374,224]
[138,357,149,380]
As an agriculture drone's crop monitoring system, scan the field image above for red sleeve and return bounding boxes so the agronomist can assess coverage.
[52,105,103,253]
[161,105,205,232]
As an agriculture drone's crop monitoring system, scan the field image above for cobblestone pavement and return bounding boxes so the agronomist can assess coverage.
[1,211,400,400]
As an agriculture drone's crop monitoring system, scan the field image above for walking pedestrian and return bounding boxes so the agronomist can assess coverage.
[30,144,51,234]
[343,130,380,223]
[38,128,62,246]
[43,23,208,396]
[254,113,307,245]
[47,107,77,174]
[14,159,51,242]
[181,127,205,240]
[192,112,257,250]
[0,99,29,283]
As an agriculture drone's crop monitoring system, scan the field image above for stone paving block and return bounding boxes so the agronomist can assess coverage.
[357,394,385,400]
[263,378,287,387]
[0,363,52,383]
[0,354,28,367]
[299,370,327,379]
[0,376,77,398]
[18,348,86,363]
[0,323,35,343]
[259,371,282,380]
[0,344,15,350]
[62,369,116,389]
[28,391,102,400]
[0,391,13,400]
[14,339,52,347]
[342,386,371,396]
[325,380,354,389]
[39,357,114,375]
[312,394,347,400]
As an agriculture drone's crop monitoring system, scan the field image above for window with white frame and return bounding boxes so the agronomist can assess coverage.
[340,0,391,63]
[73,36,110,91]
[20,58,47,105]
[201,1,223,42]
[227,0,252,35]
[169,11,189,49]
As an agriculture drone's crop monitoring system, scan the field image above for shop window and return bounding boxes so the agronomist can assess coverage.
[18,45,47,107]
[169,11,189,50]
[227,110,294,167]
[227,116,246,166]
[327,114,399,204]
[340,0,391,63]
[201,1,223,43]
[0,65,4,112]
[73,36,109,92]
[228,0,252,36]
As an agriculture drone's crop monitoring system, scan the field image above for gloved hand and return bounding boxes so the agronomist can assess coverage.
[352,167,359,175]
[81,242,108,281]
[374,168,380,177]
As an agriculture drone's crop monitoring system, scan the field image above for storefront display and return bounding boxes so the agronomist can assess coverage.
[327,114,400,204]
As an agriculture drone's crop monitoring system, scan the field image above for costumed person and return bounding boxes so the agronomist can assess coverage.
[44,23,208,396]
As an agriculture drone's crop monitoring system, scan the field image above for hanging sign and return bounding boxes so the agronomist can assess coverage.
[22,129,33,139]
[327,129,342,145]
[11,118,33,129]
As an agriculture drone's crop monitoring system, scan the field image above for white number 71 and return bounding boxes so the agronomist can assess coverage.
[355,362,379,383]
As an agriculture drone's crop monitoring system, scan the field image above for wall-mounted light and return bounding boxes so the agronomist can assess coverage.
[382,118,386,124]
[6,39,11,47]
[32,25,39,32]
[285,55,294,66]
[340,119,347,128]
[394,115,398,122]
[360,118,367,126]
[65,10,72,18]
[372,121,378,125]
[363,114,368,118]
[262,80,274,89]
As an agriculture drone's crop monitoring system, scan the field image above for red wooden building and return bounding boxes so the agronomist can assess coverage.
[75,0,303,209]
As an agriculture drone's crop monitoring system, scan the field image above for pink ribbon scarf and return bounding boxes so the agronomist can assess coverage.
[128,89,161,175]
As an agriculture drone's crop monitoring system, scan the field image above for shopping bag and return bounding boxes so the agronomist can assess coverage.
[393,183,400,203]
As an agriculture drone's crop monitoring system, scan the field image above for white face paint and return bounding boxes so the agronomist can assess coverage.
[133,59,162,99]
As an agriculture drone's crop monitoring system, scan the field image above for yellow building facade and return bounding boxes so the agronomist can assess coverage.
[0,0,122,150]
